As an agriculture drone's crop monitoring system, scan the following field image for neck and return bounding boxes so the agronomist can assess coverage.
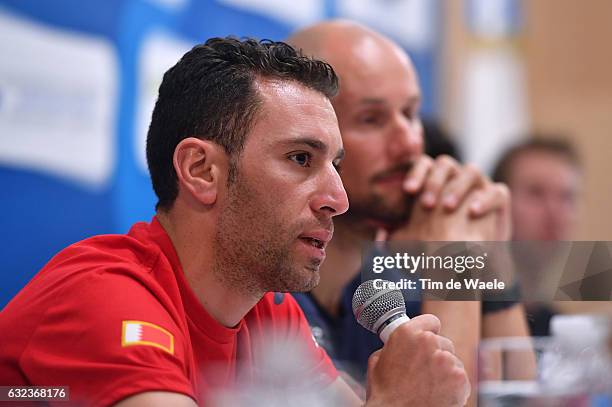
[157,205,262,328]
[311,214,373,317]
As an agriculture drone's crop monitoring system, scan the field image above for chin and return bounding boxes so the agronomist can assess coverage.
[365,193,415,225]
[292,267,320,292]
[372,207,411,227]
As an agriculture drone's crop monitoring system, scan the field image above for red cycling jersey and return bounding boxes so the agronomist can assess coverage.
[0,217,337,406]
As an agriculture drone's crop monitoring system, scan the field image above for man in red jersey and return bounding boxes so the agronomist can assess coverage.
[0,38,469,407]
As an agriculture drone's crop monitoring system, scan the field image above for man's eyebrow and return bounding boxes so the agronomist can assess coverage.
[282,137,328,152]
[359,97,385,105]
[359,95,422,106]
[282,137,344,160]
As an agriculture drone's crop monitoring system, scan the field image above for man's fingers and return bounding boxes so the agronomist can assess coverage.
[367,350,382,370]
[406,314,441,334]
[437,335,456,354]
[469,183,511,217]
[420,155,460,208]
[440,163,485,210]
[365,350,381,400]
[403,155,433,194]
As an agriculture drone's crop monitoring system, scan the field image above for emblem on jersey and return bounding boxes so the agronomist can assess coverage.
[121,320,174,355]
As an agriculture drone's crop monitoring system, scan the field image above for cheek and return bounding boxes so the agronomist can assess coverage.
[264,178,313,218]
[563,205,579,222]
[340,164,370,199]
[342,137,386,177]
[512,197,543,225]
[237,173,283,219]
[555,203,578,227]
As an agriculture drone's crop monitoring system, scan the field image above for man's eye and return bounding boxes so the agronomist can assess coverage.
[360,114,381,125]
[403,109,417,121]
[289,152,311,167]
[333,160,342,173]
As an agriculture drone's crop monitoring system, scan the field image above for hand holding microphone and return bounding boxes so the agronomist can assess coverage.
[354,280,470,407]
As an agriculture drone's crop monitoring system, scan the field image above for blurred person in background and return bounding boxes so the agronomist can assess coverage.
[0,37,471,407]
[492,137,605,335]
[492,137,581,243]
[289,20,534,405]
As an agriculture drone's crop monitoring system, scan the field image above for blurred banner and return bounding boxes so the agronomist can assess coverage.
[0,0,439,306]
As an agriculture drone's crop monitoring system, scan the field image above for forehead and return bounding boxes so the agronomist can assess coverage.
[510,150,580,184]
[246,79,342,150]
[330,38,420,104]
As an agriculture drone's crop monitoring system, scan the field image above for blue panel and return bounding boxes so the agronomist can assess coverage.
[0,0,125,39]
[0,167,113,307]
[410,50,437,118]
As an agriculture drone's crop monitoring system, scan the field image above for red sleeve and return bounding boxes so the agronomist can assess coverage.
[266,293,339,387]
[20,268,195,407]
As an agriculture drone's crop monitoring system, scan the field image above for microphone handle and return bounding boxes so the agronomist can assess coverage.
[379,314,411,343]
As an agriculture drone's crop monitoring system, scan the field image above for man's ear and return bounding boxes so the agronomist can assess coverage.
[173,137,227,205]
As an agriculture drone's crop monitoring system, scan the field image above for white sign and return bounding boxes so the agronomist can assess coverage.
[337,0,436,51]
[216,0,324,28]
[0,11,118,189]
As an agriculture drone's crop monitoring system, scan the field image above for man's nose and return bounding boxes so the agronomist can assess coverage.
[387,114,423,162]
[310,165,349,217]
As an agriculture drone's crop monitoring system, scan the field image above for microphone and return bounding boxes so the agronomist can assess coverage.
[352,279,410,343]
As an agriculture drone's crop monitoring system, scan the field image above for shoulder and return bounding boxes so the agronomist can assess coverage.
[11,262,193,406]
[19,231,172,312]
[6,233,172,323]
[44,232,161,276]
[0,264,193,405]
[2,234,187,373]
[14,265,186,352]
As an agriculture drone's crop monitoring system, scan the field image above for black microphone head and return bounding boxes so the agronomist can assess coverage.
[352,280,406,334]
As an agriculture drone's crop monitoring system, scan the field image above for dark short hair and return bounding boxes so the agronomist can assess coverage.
[492,136,581,184]
[146,37,339,210]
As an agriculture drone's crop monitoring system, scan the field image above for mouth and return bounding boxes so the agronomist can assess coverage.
[372,163,413,185]
[374,171,405,184]
[298,228,333,251]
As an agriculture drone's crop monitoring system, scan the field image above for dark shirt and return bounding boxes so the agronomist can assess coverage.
[293,274,421,382]
[294,273,520,382]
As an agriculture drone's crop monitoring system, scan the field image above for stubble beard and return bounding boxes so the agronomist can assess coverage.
[213,172,320,298]
[344,189,416,228]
